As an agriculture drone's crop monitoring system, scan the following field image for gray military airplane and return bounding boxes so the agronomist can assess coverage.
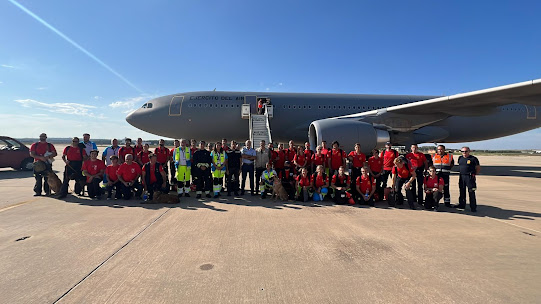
[126,78,541,153]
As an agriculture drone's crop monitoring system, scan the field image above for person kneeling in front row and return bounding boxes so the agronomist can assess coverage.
[117,154,143,200]
[142,153,169,201]
[105,156,122,200]
[82,150,106,200]
[423,166,444,211]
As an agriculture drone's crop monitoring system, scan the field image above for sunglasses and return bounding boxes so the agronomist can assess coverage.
[461,150,469,153]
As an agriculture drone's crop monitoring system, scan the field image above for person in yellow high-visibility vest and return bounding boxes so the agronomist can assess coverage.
[211,142,228,198]
[174,139,192,198]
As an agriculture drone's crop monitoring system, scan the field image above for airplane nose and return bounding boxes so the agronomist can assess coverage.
[125,111,136,126]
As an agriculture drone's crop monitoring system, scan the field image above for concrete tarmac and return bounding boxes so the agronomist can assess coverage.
[1,155,540,303]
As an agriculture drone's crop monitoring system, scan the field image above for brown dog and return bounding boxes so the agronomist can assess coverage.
[272,176,289,201]
[47,171,62,194]
[153,191,180,204]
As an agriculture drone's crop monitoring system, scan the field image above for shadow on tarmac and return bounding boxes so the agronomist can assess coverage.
[53,192,541,223]
[476,165,541,178]
[0,169,34,180]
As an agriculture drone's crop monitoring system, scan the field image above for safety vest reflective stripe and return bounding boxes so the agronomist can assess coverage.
[263,171,275,181]
[213,153,225,165]
[175,147,191,166]
[432,154,453,172]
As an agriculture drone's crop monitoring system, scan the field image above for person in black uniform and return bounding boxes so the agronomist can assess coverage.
[454,147,481,212]
[193,141,212,198]
[226,140,242,196]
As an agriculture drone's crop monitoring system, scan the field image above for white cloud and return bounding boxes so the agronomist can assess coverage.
[15,99,105,118]
[1,64,17,69]
[0,114,160,140]
[0,81,3,84]
[36,87,48,90]
[265,88,270,91]
[94,96,102,100]
[278,82,283,86]
[109,95,152,114]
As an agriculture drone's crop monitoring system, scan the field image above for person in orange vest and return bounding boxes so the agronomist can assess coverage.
[432,145,454,207]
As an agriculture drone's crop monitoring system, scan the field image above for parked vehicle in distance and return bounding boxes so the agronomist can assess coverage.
[0,136,34,171]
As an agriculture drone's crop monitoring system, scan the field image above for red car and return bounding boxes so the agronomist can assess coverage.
[0,136,34,171]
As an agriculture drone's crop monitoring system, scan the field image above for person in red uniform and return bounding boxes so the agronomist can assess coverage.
[328,141,346,176]
[303,142,314,174]
[296,168,311,202]
[119,138,135,163]
[293,146,308,175]
[154,138,170,181]
[320,140,329,157]
[331,166,352,204]
[82,150,106,200]
[29,133,57,196]
[58,137,87,198]
[105,155,122,200]
[311,146,327,173]
[311,165,329,201]
[285,140,296,163]
[367,149,384,201]
[268,142,278,165]
[117,154,143,200]
[348,143,366,197]
[391,157,417,209]
[142,153,168,201]
[423,166,444,211]
[406,144,428,206]
[356,167,376,206]
[380,142,399,193]
[222,138,230,152]
[137,144,151,167]
[134,138,144,157]
[274,143,286,179]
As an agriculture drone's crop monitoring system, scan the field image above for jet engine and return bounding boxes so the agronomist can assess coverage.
[309,119,390,154]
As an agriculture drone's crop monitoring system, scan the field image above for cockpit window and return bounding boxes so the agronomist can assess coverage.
[141,103,153,109]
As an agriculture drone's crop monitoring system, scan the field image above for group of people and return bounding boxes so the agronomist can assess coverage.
[29,133,481,211]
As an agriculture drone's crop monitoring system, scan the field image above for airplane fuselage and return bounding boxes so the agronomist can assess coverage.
[126,91,541,147]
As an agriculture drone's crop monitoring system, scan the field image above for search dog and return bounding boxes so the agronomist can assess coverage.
[272,176,289,201]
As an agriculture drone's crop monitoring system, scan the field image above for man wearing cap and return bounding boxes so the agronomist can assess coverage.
[29,133,57,196]
[82,150,106,200]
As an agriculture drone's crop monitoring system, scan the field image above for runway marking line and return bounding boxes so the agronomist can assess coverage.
[52,207,172,303]
[0,198,41,213]
[486,217,541,235]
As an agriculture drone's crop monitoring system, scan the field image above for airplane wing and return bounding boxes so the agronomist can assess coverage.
[337,78,541,131]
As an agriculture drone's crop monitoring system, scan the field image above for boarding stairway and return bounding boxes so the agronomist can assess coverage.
[242,104,273,145]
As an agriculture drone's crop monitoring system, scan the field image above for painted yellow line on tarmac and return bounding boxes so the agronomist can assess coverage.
[0,198,41,213]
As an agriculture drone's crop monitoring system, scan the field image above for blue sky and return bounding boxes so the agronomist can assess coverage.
[1,0,540,149]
